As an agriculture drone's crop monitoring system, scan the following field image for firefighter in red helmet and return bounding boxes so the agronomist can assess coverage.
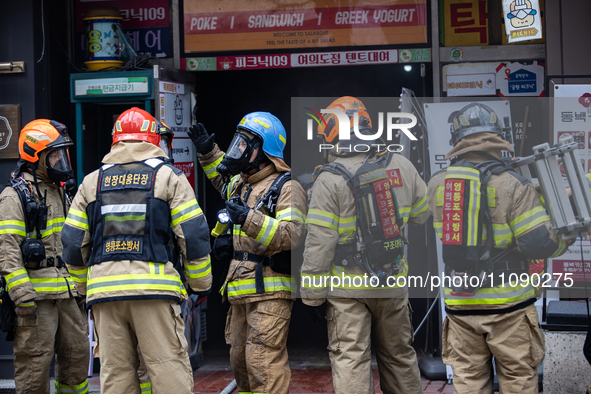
[62,107,212,394]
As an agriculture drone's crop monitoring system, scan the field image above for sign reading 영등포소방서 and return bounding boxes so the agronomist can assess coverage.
[0,105,20,159]
[183,0,427,53]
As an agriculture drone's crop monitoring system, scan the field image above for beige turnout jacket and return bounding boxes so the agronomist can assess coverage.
[199,144,307,304]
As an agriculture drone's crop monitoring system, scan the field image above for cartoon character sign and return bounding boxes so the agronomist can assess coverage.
[174,95,183,125]
[506,0,537,28]
[502,0,542,43]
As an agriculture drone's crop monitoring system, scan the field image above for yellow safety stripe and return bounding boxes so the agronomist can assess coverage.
[275,207,306,223]
[149,262,163,276]
[446,166,481,179]
[433,221,442,238]
[306,208,338,231]
[487,187,496,207]
[5,269,31,291]
[410,187,428,217]
[68,267,88,284]
[17,302,35,307]
[436,186,444,206]
[444,282,534,305]
[467,179,480,246]
[171,199,202,226]
[226,175,242,200]
[55,379,89,394]
[232,224,248,237]
[30,277,75,293]
[203,154,225,179]
[305,209,356,236]
[510,206,549,238]
[104,214,146,222]
[551,235,569,258]
[227,276,293,297]
[482,223,513,248]
[140,382,152,394]
[0,220,26,236]
[65,208,89,231]
[300,272,332,289]
[27,218,66,238]
[87,273,187,297]
[185,256,212,279]
[255,215,280,247]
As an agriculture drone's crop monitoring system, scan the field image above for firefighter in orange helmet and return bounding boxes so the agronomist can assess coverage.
[300,97,429,394]
[61,107,212,394]
[0,119,90,393]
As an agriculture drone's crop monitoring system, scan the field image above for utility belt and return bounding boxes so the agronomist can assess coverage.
[24,255,66,270]
[334,243,400,276]
[233,250,291,294]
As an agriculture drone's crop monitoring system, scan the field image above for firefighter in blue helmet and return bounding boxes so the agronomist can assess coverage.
[189,112,308,394]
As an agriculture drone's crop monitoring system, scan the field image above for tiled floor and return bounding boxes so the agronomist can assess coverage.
[191,369,456,394]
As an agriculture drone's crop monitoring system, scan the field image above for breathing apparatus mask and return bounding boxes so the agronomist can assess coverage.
[45,147,76,194]
[217,132,266,180]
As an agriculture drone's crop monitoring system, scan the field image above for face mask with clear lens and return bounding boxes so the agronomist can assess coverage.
[225,133,252,159]
[47,147,72,172]
[159,135,173,159]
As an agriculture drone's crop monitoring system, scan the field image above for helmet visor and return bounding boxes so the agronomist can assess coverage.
[46,147,72,172]
[159,134,173,159]
[226,133,253,160]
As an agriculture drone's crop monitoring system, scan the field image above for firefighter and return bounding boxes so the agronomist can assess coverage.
[188,112,307,394]
[61,107,212,394]
[427,103,569,394]
[0,119,89,394]
[300,96,429,394]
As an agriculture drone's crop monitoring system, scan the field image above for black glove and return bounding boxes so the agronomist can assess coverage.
[225,198,251,226]
[187,123,215,155]
[307,304,325,322]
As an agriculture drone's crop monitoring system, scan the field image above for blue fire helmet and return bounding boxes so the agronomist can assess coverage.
[236,112,287,159]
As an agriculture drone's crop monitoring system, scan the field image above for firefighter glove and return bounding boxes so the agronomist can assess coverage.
[226,197,251,226]
[188,123,215,155]
[15,301,37,318]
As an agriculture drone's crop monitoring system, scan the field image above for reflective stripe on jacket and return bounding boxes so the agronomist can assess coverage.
[0,172,77,305]
[427,152,567,310]
[300,152,429,305]
[198,144,308,304]
[62,141,212,306]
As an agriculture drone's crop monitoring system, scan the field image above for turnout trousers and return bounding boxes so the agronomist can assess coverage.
[326,296,422,394]
[443,304,545,394]
[226,299,294,394]
[92,299,193,394]
[13,298,89,394]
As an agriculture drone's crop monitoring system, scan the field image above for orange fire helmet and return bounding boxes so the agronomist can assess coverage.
[112,107,160,146]
[18,119,73,163]
[317,96,372,143]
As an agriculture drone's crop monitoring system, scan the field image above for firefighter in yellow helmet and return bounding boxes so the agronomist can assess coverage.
[300,97,429,394]
[0,119,89,393]
[188,112,307,394]
[427,103,569,393]
[61,107,212,394]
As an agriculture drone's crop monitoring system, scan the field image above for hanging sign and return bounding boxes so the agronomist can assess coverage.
[183,0,427,53]
[502,0,542,43]
[0,105,20,159]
